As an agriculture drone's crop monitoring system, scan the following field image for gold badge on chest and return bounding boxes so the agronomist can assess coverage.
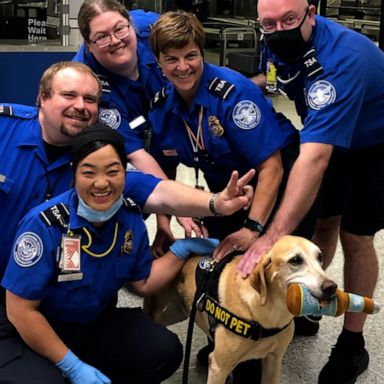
[122,230,134,254]
[208,116,224,137]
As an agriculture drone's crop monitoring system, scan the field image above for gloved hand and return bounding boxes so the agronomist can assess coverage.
[169,238,220,260]
[56,350,111,384]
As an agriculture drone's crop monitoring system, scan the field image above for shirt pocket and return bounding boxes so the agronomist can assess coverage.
[53,269,95,307]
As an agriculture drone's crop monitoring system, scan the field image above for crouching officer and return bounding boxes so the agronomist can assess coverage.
[0,124,254,384]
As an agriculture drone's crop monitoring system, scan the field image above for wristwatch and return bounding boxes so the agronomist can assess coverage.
[243,217,264,234]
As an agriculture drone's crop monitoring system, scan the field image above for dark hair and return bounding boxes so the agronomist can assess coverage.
[71,123,127,170]
[78,0,130,41]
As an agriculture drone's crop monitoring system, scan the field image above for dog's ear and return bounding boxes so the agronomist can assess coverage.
[249,254,272,306]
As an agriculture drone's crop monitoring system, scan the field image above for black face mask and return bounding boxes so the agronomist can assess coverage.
[263,13,311,63]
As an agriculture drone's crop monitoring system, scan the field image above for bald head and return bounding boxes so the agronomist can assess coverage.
[257,0,316,63]
[258,0,309,23]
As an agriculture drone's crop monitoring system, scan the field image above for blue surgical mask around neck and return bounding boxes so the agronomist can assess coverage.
[77,195,123,223]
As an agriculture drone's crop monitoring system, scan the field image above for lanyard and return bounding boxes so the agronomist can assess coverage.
[183,106,205,189]
[81,222,119,258]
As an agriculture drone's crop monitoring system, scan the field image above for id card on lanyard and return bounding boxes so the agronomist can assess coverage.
[57,234,83,282]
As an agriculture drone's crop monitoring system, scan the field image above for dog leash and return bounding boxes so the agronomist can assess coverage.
[182,253,239,384]
[182,256,218,384]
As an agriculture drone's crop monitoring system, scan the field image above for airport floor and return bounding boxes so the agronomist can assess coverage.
[120,175,384,384]
[119,56,384,383]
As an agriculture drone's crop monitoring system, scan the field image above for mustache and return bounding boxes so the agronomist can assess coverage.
[65,111,90,120]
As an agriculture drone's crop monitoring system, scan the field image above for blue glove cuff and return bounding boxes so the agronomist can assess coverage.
[170,238,220,260]
[56,349,78,373]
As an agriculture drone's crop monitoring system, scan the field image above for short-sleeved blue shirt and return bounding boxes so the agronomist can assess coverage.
[2,189,153,323]
[0,105,72,278]
[73,10,166,155]
[149,63,296,186]
[0,104,161,279]
[260,16,384,149]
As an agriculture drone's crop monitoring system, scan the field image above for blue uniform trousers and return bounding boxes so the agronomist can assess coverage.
[0,288,183,384]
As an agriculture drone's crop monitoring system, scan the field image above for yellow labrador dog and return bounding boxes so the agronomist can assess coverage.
[146,235,337,384]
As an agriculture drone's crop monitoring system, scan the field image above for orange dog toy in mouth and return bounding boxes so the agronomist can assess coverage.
[287,283,381,317]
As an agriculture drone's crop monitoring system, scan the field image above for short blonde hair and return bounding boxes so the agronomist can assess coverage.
[150,11,205,58]
[36,61,101,106]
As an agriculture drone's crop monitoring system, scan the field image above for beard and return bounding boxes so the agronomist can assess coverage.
[60,112,92,137]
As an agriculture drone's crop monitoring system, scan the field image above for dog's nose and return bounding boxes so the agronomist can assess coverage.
[321,280,338,299]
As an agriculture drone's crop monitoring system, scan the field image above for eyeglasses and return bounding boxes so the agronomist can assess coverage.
[89,24,131,48]
[259,7,309,34]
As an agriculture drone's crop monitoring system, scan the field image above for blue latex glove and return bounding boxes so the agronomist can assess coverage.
[169,238,220,260]
[56,350,111,384]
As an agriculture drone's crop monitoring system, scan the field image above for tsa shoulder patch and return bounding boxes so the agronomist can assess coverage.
[150,87,167,109]
[14,232,44,267]
[307,80,336,110]
[208,77,235,100]
[99,108,121,130]
[232,100,261,129]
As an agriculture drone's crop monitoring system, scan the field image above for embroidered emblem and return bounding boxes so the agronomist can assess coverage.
[122,230,134,254]
[199,257,216,272]
[99,108,121,130]
[14,232,44,267]
[208,116,224,137]
[232,100,261,129]
[307,80,336,110]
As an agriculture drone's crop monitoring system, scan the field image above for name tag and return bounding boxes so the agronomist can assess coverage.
[129,115,146,129]
[57,272,84,282]
[162,149,178,156]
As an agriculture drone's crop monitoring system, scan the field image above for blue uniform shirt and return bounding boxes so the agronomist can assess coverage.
[260,16,384,149]
[0,105,72,278]
[149,63,296,186]
[0,104,161,279]
[73,10,166,154]
[2,188,153,323]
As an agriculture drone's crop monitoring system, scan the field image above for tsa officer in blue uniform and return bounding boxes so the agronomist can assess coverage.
[149,11,296,257]
[74,0,166,177]
[0,125,253,384]
[242,1,384,383]
[149,13,296,381]
[0,61,101,282]
[74,0,201,254]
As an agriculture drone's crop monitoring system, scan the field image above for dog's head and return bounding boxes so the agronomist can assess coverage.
[250,235,337,305]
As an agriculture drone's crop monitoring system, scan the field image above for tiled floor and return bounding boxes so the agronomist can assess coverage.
[121,51,384,383]
[141,170,384,384]
[122,156,384,383]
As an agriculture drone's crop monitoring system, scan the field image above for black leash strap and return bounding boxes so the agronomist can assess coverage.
[181,257,217,384]
[181,288,203,384]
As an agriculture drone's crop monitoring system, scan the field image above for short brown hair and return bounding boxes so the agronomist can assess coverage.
[150,11,205,59]
[78,0,129,41]
[36,61,101,106]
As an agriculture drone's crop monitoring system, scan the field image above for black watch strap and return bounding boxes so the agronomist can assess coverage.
[243,217,264,234]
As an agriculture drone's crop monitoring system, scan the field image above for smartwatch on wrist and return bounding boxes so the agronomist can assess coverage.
[243,217,264,234]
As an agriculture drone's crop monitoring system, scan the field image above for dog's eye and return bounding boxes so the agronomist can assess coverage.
[317,252,323,265]
[289,255,303,266]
